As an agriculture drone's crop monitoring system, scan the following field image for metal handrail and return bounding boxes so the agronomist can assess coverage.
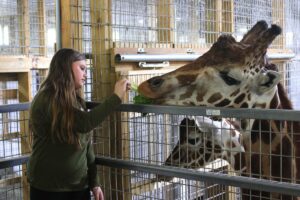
[1,102,300,121]
[0,155,299,196]
[1,102,300,197]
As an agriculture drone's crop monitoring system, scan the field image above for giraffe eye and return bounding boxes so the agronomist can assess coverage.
[219,71,241,86]
[188,138,200,145]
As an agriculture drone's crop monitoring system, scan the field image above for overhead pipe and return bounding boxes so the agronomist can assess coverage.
[115,53,295,63]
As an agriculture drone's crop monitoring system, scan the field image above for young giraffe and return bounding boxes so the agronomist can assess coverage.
[165,117,245,170]
[138,21,300,199]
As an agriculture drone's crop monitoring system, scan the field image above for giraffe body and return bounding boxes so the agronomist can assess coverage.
[138,21,300,199]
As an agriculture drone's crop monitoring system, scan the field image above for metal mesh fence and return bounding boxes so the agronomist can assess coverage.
[0,0,300,199]
[92,106,300,200]
[0,105,30,200]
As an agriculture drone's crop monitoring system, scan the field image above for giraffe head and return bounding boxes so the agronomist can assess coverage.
[138,21,281,108]
[165,117,244,169]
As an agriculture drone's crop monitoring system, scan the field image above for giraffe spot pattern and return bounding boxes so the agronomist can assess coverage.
[240,102,248,108]
[215,99,231,107]
[207,92,222,103]
[230,88,240,97]
[234,93,246,104]
[179,85,196,100]
[177,74,198,85]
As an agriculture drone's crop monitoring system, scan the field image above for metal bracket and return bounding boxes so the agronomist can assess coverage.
[186,48,195,54]
[137,48,145,54]
[138,61,169,68]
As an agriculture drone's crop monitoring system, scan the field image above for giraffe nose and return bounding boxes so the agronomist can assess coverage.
[148,77,164,88]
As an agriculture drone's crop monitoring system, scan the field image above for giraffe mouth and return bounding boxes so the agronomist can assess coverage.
[260,72,277,87]
[138,79,164,99]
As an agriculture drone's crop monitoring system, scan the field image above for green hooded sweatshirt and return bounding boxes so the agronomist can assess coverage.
[27,90,121,191]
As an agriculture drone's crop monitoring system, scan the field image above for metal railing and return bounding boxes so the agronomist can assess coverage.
[1,102,300,198]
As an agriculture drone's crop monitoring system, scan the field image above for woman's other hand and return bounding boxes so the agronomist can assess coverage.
[92,186,104,200]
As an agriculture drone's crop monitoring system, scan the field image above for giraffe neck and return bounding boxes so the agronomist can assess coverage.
[234,84,297,184]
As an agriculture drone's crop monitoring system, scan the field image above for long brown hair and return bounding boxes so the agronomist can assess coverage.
[39,48,86,145]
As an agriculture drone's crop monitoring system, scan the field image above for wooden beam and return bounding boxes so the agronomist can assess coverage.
[272,0,285,49]
[0,89,18,100]
[157,0,174,47]
[38,0,47,56]
[18,72,31,102]
[71,0,83,51]
[0,176,21,187]
[60,0,71,48]
[19,0,30,55]
[0,56,51,73]
[222,0,234,33]
[90,1,118,199]
[18,72,31,200]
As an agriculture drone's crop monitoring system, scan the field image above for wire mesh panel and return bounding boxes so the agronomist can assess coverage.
[0,165,26,200]
[92,106,300,200]
[0,0,56,56]
[0,0,22,55]
[285,1,300,109]
[65,0,300,107]
[65,0,300,199]
[0,75,18,105]
[0,105,31,200]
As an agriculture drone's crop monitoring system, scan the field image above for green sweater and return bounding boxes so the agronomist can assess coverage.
[27,90,121,192]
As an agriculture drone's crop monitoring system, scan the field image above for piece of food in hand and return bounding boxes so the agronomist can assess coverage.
[131,83,138,92]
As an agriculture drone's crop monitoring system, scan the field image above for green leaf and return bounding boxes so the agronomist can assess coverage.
[132,83,153,105]
[133,94,153,104]
[131,83,138,92]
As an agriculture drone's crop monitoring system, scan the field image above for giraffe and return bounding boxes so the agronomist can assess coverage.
[165,117,245,170]
[137,20,300,199]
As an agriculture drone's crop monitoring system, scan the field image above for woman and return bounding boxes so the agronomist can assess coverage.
[28,48,129,200]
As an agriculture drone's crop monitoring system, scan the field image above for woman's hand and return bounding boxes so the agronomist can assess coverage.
[114,78,130,99]
[92,186,104,200]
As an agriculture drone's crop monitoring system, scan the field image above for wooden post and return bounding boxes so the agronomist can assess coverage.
[19,0,30,56]
[222,0,234,34]
[18,72,31,200]
[272,0,285,49]
[38,0,47,56]
[271,1,286,87]
[89,0,122,199]
[17,1,31,199]
[60,0,72,48]
[71,0,83,51]
[157,0,174,48]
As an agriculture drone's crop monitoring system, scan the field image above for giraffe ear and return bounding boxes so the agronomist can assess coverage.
[255,70,281,95]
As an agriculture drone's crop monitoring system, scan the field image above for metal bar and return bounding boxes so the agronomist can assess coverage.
[1,102,300,121]
[116,104,300,122]
[115,54,199,62]
[0,155,30,169]
[115,53,295,62]
[0,103,30,113]
[1,154,299,196]
[95,156,300,197]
